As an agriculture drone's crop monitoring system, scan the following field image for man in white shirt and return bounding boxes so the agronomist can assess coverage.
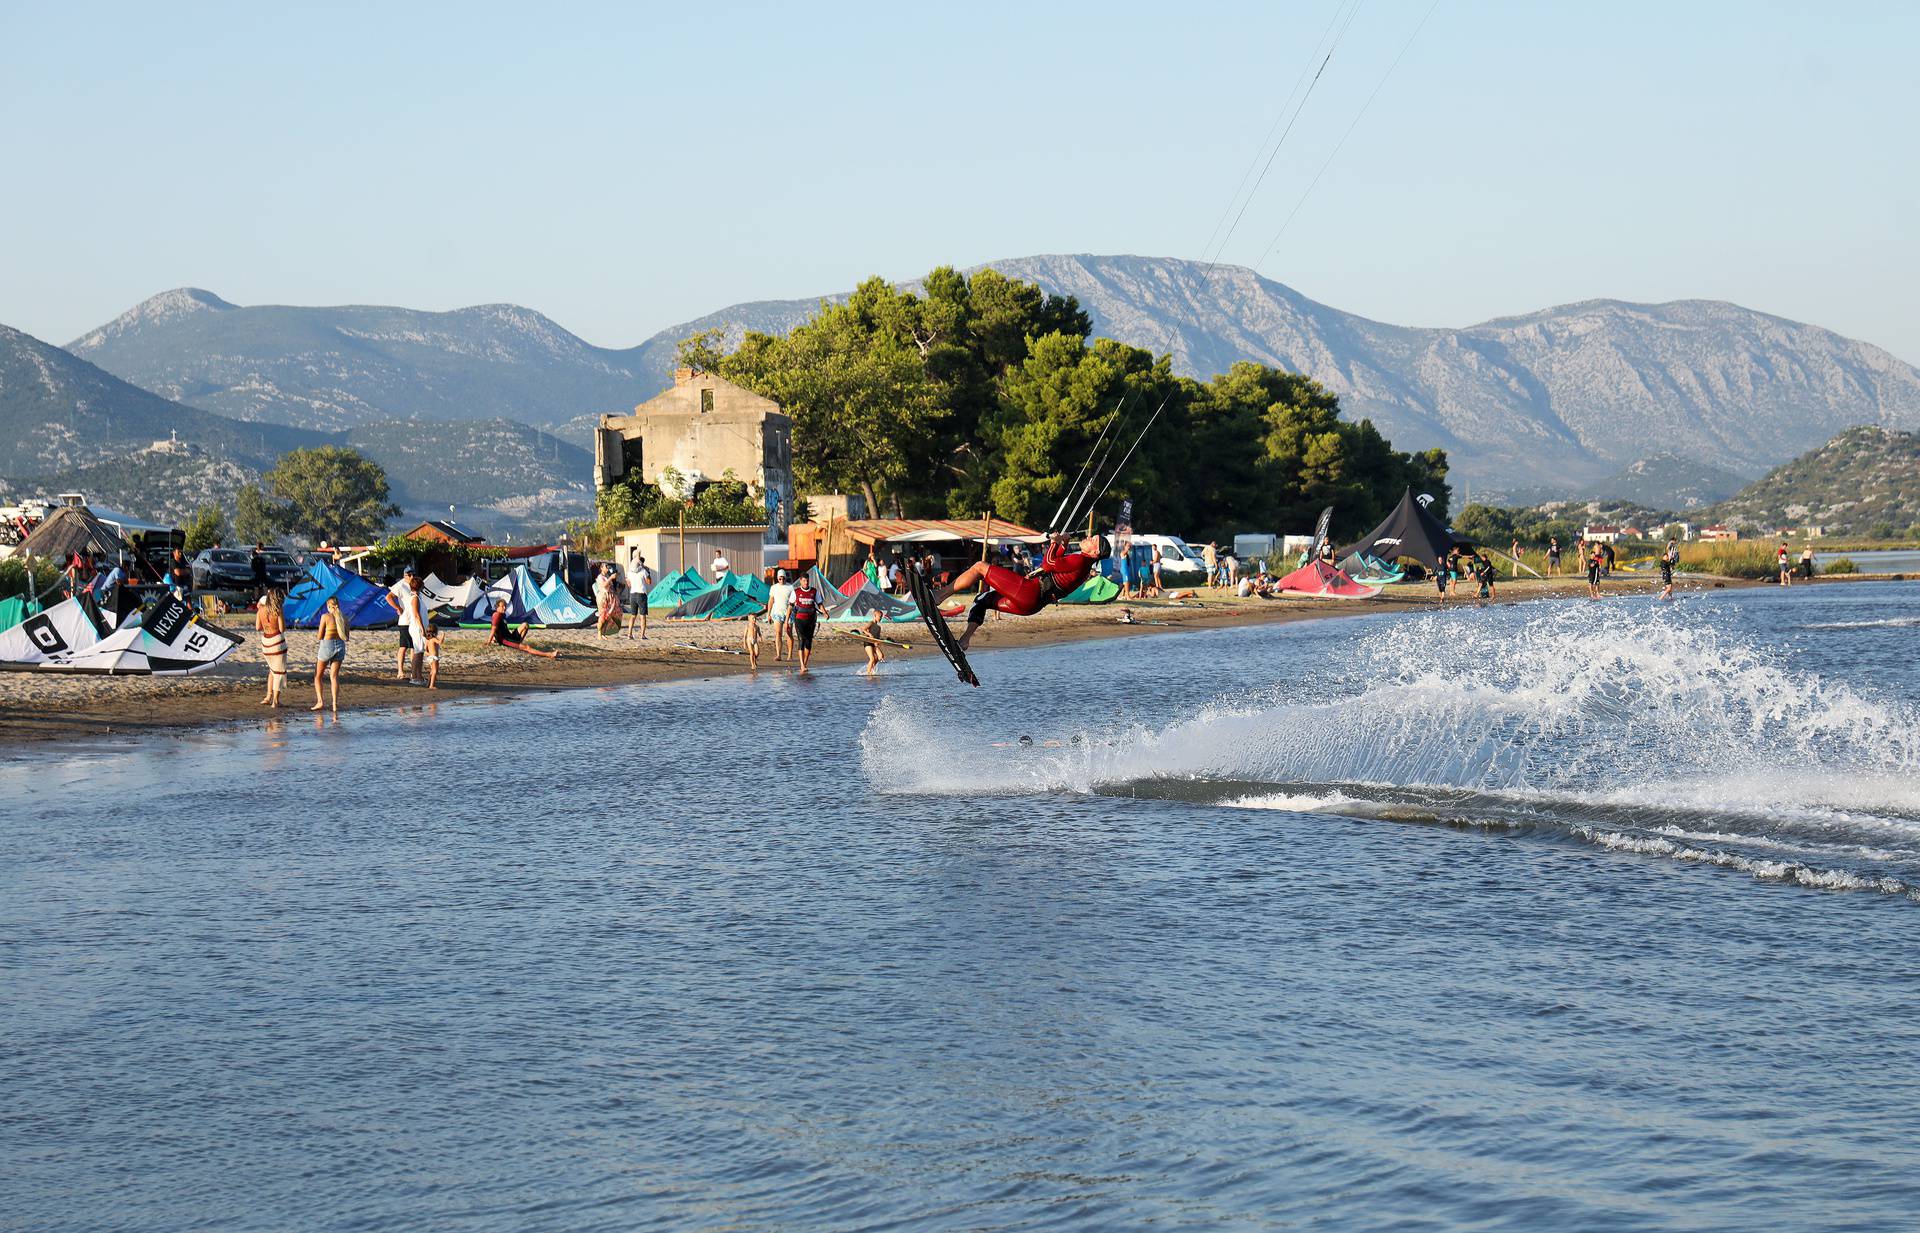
[710,550,730,584]
[384,567,427,684]
[624,550,653,639]
[766,569,796,660]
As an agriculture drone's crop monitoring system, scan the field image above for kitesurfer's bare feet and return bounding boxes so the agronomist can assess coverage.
[309,702,324,711]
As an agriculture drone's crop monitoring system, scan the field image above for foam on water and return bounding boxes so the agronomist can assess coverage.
[1794,616,1920,630]
[861,602,1920,896]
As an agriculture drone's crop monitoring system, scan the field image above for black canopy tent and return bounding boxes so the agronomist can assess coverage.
[1338,489,1470,568]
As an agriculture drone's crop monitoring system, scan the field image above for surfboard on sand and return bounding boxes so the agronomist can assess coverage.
[906,566,979,687]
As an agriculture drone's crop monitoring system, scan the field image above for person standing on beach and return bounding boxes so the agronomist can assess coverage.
[167,547,192,598]
[1658,539,1678,601]
[421,621,444,689]
[743,609,762,669]
[311,596,348,712]
[767,569,795,660]
[1510,538,1523,577]
[384,568,427,684]
[1433,554,1449,605]
[789,572,821,674]
[624,552,652,639]
[1777,542,1792,587]
[593,563,622,636]
[863,550,881,589]
[257,590,289,707]
[1602,541,1616,578]
[710,549,730,586]
[1587,543,1604,600]
[1547,537,1561,577]
[1202,542,1218,589]
[1800,544,1816,581]
[249,544,268,599]
[1149,545,1163,596]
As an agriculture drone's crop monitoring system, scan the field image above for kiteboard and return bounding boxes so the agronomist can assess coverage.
[906,565,979,687]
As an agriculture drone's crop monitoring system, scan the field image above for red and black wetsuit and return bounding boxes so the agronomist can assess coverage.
[790,582,820,650]
[968,541,1099,627]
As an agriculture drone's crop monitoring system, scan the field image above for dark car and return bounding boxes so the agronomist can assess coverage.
[190,548,256,591]
[259,549,304,587]
[191,548,302,591]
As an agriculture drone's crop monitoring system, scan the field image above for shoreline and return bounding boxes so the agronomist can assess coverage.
[0,572,1865,750]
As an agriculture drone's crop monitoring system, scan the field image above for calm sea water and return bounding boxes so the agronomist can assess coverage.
[5,582,1919,1232]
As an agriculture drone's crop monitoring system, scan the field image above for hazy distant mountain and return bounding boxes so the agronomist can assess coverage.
[1706,426,1920,536]
[64,258,1920,493]
[624,255,1920,492]
[341,418,592,527]
[69,288,659,430]
[1585,453,1753,509]
[2,323,589,536]
[0,441,259,525]
[0,323,326,474]
[979,257,1920,493]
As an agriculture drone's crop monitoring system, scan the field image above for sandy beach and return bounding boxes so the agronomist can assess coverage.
[0,572,1792,747]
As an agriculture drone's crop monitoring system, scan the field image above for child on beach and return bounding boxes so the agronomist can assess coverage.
[743,611,762,669]
[860,614,884,676]
[421,623,444,689]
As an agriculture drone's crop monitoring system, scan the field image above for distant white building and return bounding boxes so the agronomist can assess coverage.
[1582,524,1622,544]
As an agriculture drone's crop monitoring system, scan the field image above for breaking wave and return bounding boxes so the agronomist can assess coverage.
[860,603,1920,898]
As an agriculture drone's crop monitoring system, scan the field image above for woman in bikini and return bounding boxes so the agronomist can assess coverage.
[312,596,348,712]
[257,589,289,707]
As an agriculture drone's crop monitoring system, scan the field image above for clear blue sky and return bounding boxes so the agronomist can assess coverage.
[4,1,1916,362]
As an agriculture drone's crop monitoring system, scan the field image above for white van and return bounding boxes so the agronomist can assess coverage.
[1127,534,1210,586]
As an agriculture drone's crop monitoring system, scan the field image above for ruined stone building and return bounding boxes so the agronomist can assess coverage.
[594,369,794,535]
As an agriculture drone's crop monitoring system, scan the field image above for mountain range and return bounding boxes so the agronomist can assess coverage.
[1705,426,1920,536]
[11,253,1920,520]
[0,325,592,532]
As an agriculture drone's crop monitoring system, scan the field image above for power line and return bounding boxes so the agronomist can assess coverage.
[1201,0,1368,273]
[1195,0,1358,267]
[1257,0,1443,272]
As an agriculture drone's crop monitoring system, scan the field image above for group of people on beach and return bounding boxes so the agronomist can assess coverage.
[247,564,568,714]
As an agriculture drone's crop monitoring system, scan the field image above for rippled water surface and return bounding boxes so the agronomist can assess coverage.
[6,583,1920,1231]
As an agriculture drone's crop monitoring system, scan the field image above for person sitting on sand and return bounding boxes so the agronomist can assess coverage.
[312,596,348,712]
[488,599,559,660]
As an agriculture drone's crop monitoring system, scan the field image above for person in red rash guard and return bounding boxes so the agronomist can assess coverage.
[936,533,1111,650]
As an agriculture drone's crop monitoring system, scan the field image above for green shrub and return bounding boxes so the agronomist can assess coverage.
[0,556,62,600]
[359,535,505,575]
[1677,542,1778,579]
[1823,556,1858,575]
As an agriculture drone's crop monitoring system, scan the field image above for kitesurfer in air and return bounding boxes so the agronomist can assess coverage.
[934,533,1111,651]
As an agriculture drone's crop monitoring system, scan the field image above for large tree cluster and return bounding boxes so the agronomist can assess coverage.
[685,266,1449,541]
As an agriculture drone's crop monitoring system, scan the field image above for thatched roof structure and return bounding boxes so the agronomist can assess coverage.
[17,506,127,562]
